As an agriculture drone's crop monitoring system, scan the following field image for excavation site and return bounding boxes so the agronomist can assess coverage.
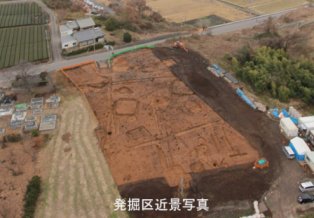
[61,47,284,217]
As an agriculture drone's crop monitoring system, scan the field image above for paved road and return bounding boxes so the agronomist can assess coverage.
[34,0,62,61]
[203,6,307,35]
[0,3,308,88]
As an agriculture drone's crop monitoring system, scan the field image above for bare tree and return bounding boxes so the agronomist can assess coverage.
[13,61,33,91]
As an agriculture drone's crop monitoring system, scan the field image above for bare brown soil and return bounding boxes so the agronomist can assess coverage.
[63,49,259,189]
[0,136,43,218]
[60,47,288,217]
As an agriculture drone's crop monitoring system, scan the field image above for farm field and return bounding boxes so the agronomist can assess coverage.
[146,0,251,23]
[0,2,48,28]
[224,0,307,14]
[0,2,49,69]
[0,25,49,68]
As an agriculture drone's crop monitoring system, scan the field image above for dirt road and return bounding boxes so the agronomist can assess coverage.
[36,95,127,218]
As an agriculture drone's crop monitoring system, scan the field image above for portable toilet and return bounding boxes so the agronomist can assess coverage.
[289,137,311,161]
[280,117,298,139]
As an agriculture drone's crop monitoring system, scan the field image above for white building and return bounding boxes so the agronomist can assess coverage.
[280,117,298,139]
[299,116,314,129]
[303,122,314,136]
[60,17,104,50]
[61,35,77,49]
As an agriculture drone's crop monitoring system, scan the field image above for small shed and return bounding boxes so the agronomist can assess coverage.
[289,137,311,161]
[280,117,298,139]
[305,152,314,173]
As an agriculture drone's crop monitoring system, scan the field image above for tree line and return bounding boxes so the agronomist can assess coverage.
[231,46,314,104]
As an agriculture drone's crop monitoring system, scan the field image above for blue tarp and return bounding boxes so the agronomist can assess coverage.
[211,64,225,75]
[290,117,298,125]
[236,88,257,110]
[272,108,279,118]
[282,108,289,117]
[271,108,298,124]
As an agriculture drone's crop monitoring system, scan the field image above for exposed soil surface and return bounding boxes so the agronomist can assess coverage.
[0,138,40,218]
[62,48,285,217]
[63,50,259,189]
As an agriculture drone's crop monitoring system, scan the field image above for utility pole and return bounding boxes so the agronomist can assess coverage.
[93,29,96,52]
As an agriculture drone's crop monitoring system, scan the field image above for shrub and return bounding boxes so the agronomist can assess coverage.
[23,176,41,218]
[106,41,116,46]
[4,134,22,142]
[123,32,132,43]
[31,130,39,137]
[105,17,121,31]
[39,72,48,81]
[234,46,314,104]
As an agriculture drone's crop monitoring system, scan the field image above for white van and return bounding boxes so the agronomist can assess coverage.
[282,146,295,159]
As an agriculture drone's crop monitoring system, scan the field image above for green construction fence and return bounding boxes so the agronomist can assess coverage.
[108,45,155,64]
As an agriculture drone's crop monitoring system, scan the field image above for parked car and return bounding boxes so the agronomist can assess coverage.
[299,181,314,192]
[298,193,314,204]
[282,146,295,159]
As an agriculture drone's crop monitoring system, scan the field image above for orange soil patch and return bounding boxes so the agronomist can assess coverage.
[62,49,259,188]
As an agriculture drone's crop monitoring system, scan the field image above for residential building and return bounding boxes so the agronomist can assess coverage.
[73,28,104,47]
[60,17,104,51]
[60,25,73,37]
[61,35,77,49]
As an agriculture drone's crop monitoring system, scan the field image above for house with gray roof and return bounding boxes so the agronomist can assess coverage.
[61,35,77,49]
[66,20,79,30]
[76,17,96,30]
[60,25,73,37]
[60,17,104,51]
[73,28,105,47]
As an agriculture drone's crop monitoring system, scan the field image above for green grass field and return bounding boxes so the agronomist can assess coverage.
[0,2,49,69]
[0,25,49,68]
[0,2,48,28]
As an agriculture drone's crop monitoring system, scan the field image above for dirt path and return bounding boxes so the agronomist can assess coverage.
[36,96,127,218]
